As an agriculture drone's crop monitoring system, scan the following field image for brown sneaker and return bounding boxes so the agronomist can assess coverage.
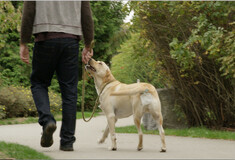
[41,122,56,147]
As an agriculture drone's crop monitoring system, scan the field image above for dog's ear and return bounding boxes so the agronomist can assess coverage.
[103,70,114,83]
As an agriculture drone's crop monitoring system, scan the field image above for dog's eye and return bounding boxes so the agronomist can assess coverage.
[99,63,102,65]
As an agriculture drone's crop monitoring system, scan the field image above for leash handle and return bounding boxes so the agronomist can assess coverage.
[81,40,97,122]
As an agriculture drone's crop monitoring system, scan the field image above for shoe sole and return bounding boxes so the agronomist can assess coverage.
[60,147,74,151]
[41,123,57,147]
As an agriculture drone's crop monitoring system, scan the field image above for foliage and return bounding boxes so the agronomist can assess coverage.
[111,33,165,88]
[111,45,134,84]
[170,14,235,78]
[0,85,62,119]
[0,1,32,87]
[90,1,127,63]
[116,125,235,141]
[0,105,6,119]
[0,141,52,160]
[109,24,131,56]
[130,1,235,128]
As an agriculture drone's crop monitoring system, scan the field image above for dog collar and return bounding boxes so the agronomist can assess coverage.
[99,80,117,95]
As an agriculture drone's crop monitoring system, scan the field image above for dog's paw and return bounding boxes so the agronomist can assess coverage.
[108,147,117,151]
[137,147,143,151]
[160,147,166,152]
[97,138,105,144]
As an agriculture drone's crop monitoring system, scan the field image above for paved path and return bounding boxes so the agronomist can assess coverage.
[0,115,235,159]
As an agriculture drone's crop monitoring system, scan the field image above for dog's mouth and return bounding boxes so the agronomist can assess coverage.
[85,64,96,72]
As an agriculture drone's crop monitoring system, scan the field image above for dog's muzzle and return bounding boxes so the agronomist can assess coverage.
[85,64,96,72]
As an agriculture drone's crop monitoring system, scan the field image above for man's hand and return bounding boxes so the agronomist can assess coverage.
[20,43,30,64]
[82,47,93,64]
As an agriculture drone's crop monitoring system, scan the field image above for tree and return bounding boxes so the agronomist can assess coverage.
[130,1,235,128]
[90,1,127,63]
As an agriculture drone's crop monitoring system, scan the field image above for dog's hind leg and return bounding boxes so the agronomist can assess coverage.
[151,111,166,152]
[133,114,143,151]
[98,119,117,144]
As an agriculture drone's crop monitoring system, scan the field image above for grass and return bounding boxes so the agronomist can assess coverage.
[116,125,235,141]
[0,141,51,159]
[0,112,100,125]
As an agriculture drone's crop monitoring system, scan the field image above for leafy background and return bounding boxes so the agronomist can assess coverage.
[128,1,235,128]
[0,1,234,129]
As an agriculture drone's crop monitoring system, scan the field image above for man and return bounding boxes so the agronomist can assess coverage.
[19,1,94,151]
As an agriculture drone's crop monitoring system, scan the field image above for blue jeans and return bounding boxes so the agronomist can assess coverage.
[31,38,79,146]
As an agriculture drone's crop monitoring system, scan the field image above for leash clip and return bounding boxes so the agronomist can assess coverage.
[144,89,149,93]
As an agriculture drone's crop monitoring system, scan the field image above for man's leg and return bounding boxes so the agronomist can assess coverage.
[31,41,58,147]
[56,39,79,151]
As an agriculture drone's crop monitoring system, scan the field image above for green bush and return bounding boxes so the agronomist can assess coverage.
[0,86,62,119]
[0,86,35,118]
[0,2,32,87]
[0,105,6,119]
[48,89,62,113]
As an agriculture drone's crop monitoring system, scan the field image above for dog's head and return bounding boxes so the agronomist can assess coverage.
[86,59,111,79]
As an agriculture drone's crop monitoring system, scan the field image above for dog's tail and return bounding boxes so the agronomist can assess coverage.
[110,87,150,96]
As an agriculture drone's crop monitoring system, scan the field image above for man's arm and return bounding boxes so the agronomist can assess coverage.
[81,1,94,64]
[20,1,36,44]
[20,1,35,64]
[81,1,94,48]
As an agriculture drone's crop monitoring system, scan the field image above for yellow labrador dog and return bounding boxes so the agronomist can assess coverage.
[86,59,166,152]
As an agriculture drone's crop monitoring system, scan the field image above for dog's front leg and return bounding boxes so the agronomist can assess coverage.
[98,118,118,144]
[107,113,117,151]
[98,124,109,144]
